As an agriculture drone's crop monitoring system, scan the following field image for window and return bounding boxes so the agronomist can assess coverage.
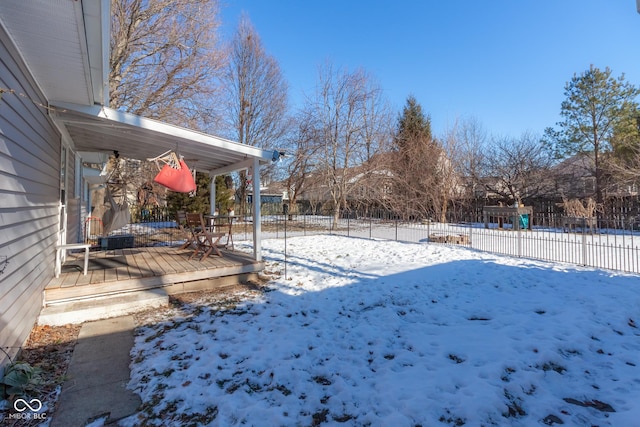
[583,177,595,194]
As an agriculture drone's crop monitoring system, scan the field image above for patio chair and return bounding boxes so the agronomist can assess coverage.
[176,210,193,249]
[184,213,225,260]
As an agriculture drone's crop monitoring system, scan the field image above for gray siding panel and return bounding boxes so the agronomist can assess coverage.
[0,27,60,366]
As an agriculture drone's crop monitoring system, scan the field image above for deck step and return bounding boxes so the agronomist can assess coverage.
[38,288,169,326]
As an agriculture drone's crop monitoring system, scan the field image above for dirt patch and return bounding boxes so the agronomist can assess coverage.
[1,324,81,426]
[169,281,266,305]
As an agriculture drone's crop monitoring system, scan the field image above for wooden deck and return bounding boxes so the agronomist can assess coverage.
[45,246,263,304]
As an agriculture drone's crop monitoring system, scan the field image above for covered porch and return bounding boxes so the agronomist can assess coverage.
[51,102,280,264]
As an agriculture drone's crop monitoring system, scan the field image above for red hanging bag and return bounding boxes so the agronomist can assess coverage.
[154,158,197,193]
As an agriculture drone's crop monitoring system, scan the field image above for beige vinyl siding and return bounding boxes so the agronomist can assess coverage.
[0,26,61,366]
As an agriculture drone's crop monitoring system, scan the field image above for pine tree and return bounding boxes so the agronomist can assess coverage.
[391,96,441,219]
[166,172,212,215]
[544,65,640,203]
[395,95,432,152]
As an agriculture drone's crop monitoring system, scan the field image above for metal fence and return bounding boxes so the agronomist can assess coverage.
[257,210,640,274]
[85,208,640,274]
[83,208,185,249]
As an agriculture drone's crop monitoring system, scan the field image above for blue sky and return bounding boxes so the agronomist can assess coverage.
[221,1,640,138]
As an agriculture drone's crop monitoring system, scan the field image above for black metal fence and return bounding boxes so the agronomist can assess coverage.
[84,207,184,249]
[84,206,640,274]
[257,208,640,274]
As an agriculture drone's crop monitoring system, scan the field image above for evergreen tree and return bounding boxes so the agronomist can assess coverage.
[391,96,441,219]
[395,95,432,151]
[544,65,639,203]
[607,108,640,187]
[166,172,212,215]
[214,175,235,213]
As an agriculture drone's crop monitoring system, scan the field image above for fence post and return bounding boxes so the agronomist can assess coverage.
[468,222,472,248]
[582,218,587,266]
[395,217,398,241]
[347,215,350,237]
[517,227,522,258]
[284,212,287,279]
[428,219,431,242]
[369,217,372,239]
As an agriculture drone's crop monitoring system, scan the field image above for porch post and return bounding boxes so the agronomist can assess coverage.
[209,174,216,215]
[252,158,262,261]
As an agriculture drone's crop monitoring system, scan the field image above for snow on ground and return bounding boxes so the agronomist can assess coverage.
[121,235,640,426]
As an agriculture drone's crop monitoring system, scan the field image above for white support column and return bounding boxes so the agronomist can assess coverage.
[209,174,216,215]
[252,158,262,261]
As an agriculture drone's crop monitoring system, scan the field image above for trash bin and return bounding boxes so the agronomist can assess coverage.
[519,214,529,230]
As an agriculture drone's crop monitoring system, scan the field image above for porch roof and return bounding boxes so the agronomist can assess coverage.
[51,102,279,175]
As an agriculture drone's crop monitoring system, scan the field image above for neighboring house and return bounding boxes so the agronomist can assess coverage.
[550,153,597,199]
[293,153,395,210]
[549,153,638,199]
[297,150,461,212]
[0,1,279,368]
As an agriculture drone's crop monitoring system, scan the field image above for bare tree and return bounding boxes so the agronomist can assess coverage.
[453,116,489,196]
[303,63,390,226]
[110,0,225,130]
[280,112,320,216]
[222,13,289,213]
[482,132,554,203]
[106,0,226,221]
[435,121,470,222]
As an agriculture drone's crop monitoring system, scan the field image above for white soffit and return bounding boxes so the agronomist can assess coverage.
[0,0,106,105]
[51,102,278,174]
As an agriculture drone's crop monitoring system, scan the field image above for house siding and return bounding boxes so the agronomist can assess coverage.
[0,27,62,366]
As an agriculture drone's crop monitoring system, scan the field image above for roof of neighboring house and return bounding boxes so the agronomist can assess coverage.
[552,153,595,178]
[0,0,278,174]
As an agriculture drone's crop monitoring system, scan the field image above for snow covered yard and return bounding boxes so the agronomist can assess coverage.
[122,235,640,426]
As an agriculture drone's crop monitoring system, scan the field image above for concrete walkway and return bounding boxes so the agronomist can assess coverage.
[50,316,140,427]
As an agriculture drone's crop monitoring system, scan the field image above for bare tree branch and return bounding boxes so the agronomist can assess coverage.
[302,63,390,225]
[222,14,288,147]
[110,0,225,130]
[221,13,289,214]
[482,132,554,203]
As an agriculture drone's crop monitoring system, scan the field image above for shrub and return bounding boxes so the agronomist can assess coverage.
[1,361,43,401]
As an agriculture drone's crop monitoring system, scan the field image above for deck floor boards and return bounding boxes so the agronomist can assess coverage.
[46,246,262,303]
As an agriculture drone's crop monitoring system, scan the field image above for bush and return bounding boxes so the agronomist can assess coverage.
[1,361,43,401]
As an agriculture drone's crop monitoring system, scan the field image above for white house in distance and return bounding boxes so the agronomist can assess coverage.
[0,1,279,367]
